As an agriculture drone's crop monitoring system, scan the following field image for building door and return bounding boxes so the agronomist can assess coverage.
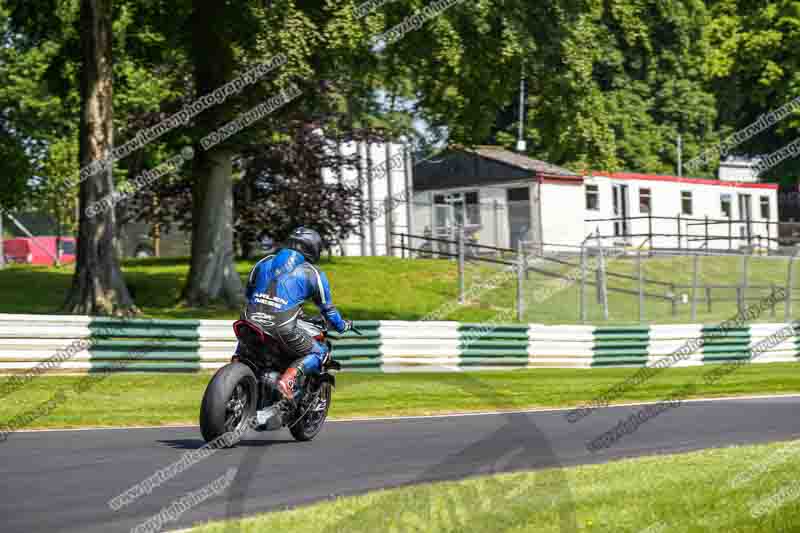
[430,201,455,257]
[738,193,752,244]
[507,187,531,250]
[612,184,630,239]
[433,202,455,235]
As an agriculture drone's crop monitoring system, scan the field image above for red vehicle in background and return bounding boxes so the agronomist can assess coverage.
[2,237,76,265]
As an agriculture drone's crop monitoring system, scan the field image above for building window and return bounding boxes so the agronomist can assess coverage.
[720,194,732,218]
[433,191,481,226]
[586,184,599,210]
[465,191,481,225]
[639,188,651,213]
[506,187,530,202]
[760,196,770,219]
[681,191,693,215]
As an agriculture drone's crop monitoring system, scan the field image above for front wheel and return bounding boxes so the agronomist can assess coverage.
[289,380,331,442]
[199,362,258,446]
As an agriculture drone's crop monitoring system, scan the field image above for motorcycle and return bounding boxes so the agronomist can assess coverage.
[199,313,355,446]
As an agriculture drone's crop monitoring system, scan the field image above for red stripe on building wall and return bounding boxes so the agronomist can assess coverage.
[537,173,584,185]
[601,172,778,190]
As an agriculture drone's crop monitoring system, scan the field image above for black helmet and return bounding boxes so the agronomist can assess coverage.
[286,226,322,263]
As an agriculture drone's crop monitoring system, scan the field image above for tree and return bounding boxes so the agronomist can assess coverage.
[180,0,242,307]
[705,0,800,179]
[64,0,136,315]
[0,128,32,212]
[234,122,366,257]
[2,0,187,312]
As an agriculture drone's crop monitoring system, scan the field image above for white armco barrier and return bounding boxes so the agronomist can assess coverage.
[0,314,92,340]
[0,314,797,373]
[646,325,704,367]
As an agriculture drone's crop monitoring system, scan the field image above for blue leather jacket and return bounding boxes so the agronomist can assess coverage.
[245,248,347,333]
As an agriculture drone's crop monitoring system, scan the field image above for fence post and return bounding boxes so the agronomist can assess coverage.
[706,287,712,313]
[747,218,752,248]
[598,243,609,321]
[516,247,525,321]
[767,223,771,253]
[786,252,798,321]
[771,283,777,319]
[729,218,733,250]
[677,214,682,250]
[737,287,743,315]
[493,199,500,257]
[704,215,709,251]
[648,212,653,254]
[384,198,393,257]
[637,249,644,323]
[741,253,749,311]
[401,233,406,259]
[670,283,677,317]
[458,225,465,305]
[691,252,699,322]
[520,238,528,277]
[580,244,587,323]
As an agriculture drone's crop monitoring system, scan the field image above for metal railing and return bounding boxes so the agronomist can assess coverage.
[391,228,800,324]
[585,213,793,254]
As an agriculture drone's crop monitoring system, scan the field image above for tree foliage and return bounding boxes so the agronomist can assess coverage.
[234,124,368,257]
[1,0,799,313]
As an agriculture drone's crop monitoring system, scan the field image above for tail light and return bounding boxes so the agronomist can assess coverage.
[233,320,267,345]
[233,320,281,355]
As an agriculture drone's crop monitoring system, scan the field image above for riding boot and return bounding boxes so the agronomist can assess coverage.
[277,366,301,401]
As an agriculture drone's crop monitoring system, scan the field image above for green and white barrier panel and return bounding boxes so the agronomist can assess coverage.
[0,314,798,373]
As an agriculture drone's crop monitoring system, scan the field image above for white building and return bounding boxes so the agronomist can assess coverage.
[584,172,779,251]
[322,140,412,256]
[412,145,584,250]
[413,146,780,253]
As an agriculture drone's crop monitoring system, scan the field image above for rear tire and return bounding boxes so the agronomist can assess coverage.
[289,380,331,442]
[200,362,258,446]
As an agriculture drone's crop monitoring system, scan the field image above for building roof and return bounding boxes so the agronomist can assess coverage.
[413,145,580,191]
[465,146,578,178]
[595,171,778,190]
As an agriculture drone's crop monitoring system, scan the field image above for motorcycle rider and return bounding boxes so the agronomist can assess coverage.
[240,226,352,401]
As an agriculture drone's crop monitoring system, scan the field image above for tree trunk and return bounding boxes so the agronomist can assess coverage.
[65,0,136,316]
[183,0,243,307]
[239,179,255,260]
[184,148,243,306]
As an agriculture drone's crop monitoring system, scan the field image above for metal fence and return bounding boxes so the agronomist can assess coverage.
[404,199,532,252]
[392,227,800,325]
[520,247,800,325]
[586,214,800,254]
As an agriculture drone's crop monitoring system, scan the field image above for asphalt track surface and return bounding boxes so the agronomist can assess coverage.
[2,395,799,533]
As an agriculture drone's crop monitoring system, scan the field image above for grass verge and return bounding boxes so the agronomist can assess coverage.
[2,363,800,430]
[0,256,507,322]
[187,439,800,532]
[2,254,798,324]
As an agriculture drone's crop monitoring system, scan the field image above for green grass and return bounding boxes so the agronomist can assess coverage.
[187,439,800,532]
[0,256,507,322]
[1,254,796,324]
[513,253,796,325]
[3,363,800,430]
